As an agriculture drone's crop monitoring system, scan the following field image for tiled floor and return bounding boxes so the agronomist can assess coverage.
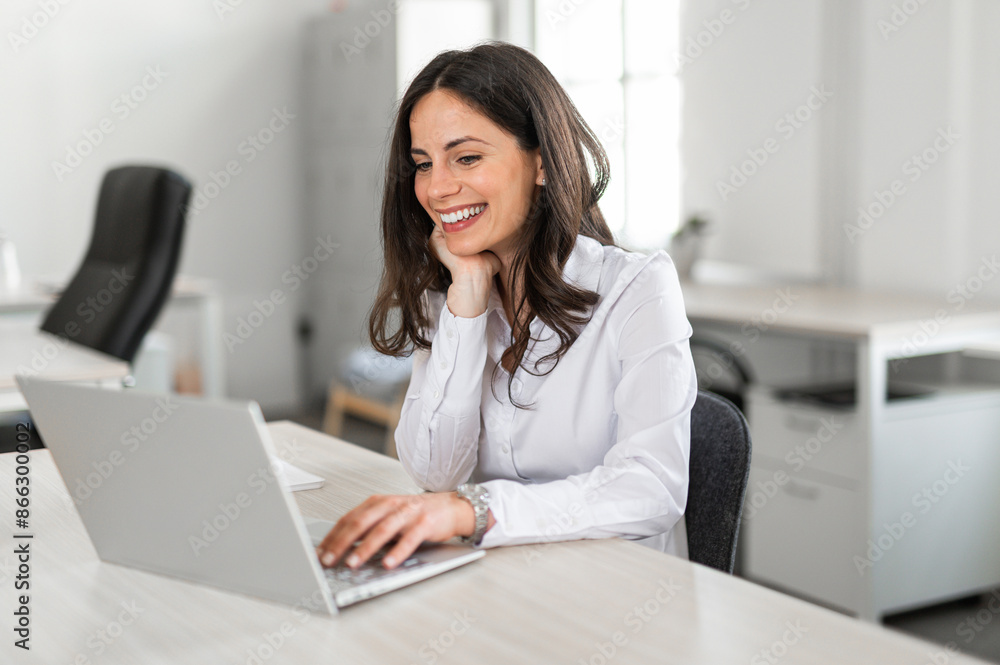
[278,405,1000,664]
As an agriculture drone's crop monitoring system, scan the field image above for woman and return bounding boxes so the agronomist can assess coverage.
[316,41,696,571]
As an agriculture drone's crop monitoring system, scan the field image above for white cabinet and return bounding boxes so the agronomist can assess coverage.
[744,385,1000,619]
[681,281,1000,621]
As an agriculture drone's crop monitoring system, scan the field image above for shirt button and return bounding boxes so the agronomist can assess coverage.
[439,361,448,370]
[502,445,509,454]
[446,329,455,340]
[433,390,440,399]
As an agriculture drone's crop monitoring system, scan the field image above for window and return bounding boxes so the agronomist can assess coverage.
[394,0,681,252]
[396,0,496,97]
[535,0,681,252]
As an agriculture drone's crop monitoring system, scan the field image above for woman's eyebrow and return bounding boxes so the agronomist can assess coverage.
[410,136,492,156]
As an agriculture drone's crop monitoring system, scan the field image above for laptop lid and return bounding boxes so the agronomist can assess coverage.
[15,376,337,615]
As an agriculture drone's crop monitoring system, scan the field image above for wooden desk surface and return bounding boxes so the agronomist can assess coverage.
[0,421,987,664]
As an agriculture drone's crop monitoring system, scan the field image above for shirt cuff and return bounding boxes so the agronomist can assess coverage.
[475,478,587,549]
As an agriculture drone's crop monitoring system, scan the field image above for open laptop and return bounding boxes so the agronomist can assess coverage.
[15,375,484,615]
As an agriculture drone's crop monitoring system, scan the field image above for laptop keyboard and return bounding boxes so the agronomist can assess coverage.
[320,550,427,594]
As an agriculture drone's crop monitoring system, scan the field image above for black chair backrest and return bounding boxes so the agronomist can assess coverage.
[40,166,191,364]
[689,335,754,411]
[686,390,752,573]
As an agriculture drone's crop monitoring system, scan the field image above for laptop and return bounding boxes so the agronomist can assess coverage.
[15,376,484,615]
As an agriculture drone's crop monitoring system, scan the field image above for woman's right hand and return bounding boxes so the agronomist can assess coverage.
[428,225,502,318]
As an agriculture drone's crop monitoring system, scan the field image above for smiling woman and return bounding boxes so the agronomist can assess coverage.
[375,41,614,388]
[315,41,696,575]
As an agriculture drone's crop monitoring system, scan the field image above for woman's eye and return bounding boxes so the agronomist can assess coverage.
[458,155,480,165]
[414,162,431,172]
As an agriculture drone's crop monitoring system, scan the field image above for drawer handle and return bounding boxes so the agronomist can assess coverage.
[782,479,820,501]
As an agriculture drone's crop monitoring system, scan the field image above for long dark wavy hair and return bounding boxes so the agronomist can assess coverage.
[368,41,617,409]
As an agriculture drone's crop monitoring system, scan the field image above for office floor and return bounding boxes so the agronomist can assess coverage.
[279,403,1000,664]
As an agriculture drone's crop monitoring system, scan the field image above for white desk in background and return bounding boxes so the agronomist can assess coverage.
[0,324,129,413]
[0,421,988,664]
[0,275,224,399]
[681,280,1000,621]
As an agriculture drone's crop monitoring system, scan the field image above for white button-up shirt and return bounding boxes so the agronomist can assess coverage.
[394,234,697,557]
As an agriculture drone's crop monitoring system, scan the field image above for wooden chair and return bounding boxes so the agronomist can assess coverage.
[322,380,407,458]
[322,348,412,457]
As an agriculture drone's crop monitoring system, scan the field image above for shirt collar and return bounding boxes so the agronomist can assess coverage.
[485,234,604,319]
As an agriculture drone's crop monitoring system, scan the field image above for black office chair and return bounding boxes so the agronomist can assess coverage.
[40,165,191,368]
[689,335,753,412]
[685,389,752,574]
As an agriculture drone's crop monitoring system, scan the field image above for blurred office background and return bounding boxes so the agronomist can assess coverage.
[4,0,1000,659]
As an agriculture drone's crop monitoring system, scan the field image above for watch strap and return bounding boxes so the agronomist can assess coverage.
[456,483,490,547]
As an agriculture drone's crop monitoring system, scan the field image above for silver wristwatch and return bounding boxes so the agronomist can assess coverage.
[456,483,491,547]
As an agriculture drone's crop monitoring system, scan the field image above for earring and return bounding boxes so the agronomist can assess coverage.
[541,178,546,186]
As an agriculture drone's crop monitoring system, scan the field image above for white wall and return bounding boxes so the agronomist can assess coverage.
[1,0,328,412]
[851,0,1000,298]
[682,0,1000,305]
[681,0,827,282]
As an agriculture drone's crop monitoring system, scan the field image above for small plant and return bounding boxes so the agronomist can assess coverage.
[668,214,709,280]
[673,214,709,240]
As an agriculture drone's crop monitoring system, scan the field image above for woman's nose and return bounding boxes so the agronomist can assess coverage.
[426,164,460,199]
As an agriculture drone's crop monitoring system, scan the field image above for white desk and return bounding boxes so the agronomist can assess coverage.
[0,275,224,398]
[0,324,128,413]
[965,339,1000,360]
[0,421,989,664]
[682,281,1000,621]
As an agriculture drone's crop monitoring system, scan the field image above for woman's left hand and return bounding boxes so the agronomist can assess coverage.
[315,492,482,570]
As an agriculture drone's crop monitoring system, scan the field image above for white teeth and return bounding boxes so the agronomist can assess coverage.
[441,205,485,224]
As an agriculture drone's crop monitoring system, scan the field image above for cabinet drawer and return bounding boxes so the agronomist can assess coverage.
[747,387,864,484]
[742,467,863,614]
